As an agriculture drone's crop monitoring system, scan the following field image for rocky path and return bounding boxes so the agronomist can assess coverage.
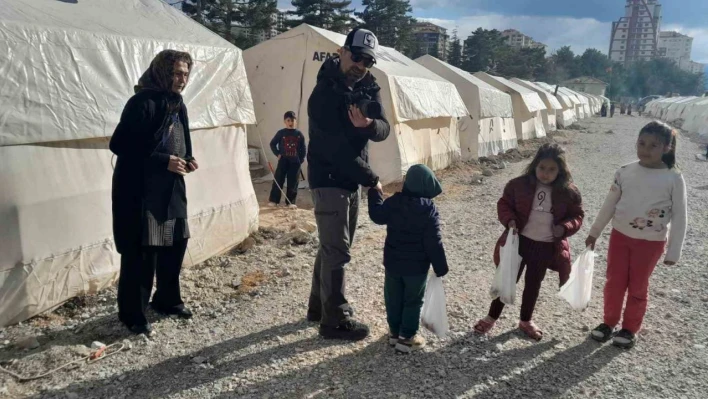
[1,115,707,399]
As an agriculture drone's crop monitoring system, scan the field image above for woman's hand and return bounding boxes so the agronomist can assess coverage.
[187,159,199,173]
[585,236,597,251]
[168,155,187,176]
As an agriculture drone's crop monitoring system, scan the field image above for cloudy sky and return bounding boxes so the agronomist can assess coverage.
[277,0,708,64]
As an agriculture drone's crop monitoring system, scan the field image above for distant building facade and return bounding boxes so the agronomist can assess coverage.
[231,10,287,44]
[562,76,609,97]
[501,29,548,54]
[657,31,705,74]
[413,22,449,61]
[609,0,663,65]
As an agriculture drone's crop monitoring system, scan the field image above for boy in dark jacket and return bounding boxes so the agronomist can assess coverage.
[268,111,306,208]
[368,164,449,354]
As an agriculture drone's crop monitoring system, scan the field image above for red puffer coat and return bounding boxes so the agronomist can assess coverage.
[493,176,585,283]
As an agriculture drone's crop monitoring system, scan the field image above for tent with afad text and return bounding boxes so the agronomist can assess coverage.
[243,24,468,185]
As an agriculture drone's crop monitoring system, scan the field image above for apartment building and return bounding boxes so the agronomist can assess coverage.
[608,0,663,65]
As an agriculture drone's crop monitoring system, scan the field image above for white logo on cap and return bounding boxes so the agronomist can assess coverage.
[363,33,375,49]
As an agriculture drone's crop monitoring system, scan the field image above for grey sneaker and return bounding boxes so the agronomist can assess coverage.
[591,323,615,343]
[612,329,636,349]
[395,334,426,354]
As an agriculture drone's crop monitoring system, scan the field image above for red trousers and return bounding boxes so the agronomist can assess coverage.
[603,230,665,334]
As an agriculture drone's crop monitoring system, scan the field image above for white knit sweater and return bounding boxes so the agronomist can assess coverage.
[589,162,687,262]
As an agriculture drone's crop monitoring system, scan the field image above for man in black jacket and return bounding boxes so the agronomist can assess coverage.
[110,50,198,335]
[306,28,391,341]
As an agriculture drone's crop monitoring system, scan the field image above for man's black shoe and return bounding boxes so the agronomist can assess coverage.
[151,303,193,319]
[127,322,152,335]
[319,319,369,341]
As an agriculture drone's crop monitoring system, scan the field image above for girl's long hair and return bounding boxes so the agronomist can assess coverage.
[523,143,573,189]
[639,121,678,169]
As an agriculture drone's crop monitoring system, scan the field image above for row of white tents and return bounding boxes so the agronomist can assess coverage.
[0,0,605,326]
[644,96,708,138]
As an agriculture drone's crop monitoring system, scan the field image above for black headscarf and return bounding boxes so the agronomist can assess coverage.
[134,49,193,112]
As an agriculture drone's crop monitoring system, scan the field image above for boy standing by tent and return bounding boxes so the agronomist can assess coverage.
[268,111,306,208]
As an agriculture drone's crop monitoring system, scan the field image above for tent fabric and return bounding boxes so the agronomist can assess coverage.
[474,72,547,140]
[415,56,512,119]
[0,0,256,146]
[244,24,467,185]
[532,81,577,127]
[414,55,517,160]
[664,96,699,123]
[511,78,562,132]
[679,99,708,133]
[0,0,258,326]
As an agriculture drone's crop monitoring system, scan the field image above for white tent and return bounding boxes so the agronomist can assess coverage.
[558,87,588,119]
[474,72,547,140]
[576,92,599,115]
[511,78,562,132]
[664,96,699,124]
[244,25,468,185]
[0,0,258,326]
[682,99,708,137]
[656,97,684,120]
[415,56,517,160]
[533,82,578,127]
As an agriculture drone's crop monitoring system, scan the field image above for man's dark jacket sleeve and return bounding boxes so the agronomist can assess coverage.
[308,84,390,187]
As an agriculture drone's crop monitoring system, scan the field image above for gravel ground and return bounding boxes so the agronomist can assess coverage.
[1,115,707,399]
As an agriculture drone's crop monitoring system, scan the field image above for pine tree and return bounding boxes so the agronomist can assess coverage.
[182,1,277,48]
[288,0,355,33]
[447,29,463,67]
[356,0,415,52]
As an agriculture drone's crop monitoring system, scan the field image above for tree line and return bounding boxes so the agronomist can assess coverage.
[180,0,706,99]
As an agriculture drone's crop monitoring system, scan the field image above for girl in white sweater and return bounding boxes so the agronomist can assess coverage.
[585,121,687,349]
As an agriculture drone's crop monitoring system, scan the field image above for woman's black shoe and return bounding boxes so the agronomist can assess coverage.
[127,322,152,335]
[151,303,193,319]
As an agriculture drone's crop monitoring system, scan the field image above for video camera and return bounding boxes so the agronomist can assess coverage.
[344,84,383,120]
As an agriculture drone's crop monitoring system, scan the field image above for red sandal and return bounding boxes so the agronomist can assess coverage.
[473,317,496,335]
[519,321,543,341]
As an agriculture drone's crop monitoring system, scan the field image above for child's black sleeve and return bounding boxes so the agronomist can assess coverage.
[367,188,389,225]
[424,205,448,277]
[298,131,307,163]
[269,130,282,156]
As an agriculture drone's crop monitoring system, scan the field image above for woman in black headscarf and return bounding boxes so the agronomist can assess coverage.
[110,50,198,335]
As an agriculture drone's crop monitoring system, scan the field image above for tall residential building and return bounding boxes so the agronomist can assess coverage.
[231,10,287,44]
[657,31,692,62]
[609,0,663,65]
[500,29,548,54]
[658,31,705,74]
[413,22,449,61]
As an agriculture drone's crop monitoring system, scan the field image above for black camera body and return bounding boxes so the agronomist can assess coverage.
[344,84,383,120]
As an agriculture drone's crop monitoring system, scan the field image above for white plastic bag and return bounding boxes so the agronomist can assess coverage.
[420,275,449,338]
[558,248,595,310]
[489,230,522,305]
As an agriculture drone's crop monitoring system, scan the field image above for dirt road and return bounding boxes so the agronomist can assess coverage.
[1,115,707,399]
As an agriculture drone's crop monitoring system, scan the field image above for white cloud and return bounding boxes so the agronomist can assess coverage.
[662,24,708,64]
[419,13,611,56]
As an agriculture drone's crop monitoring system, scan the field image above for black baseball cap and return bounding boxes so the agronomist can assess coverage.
[344,28,378,60]
[283,111,296,119]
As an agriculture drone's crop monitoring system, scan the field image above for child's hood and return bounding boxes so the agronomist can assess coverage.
[403,164,442,199]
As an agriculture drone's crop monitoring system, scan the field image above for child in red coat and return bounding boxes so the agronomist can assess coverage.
[474,143,585,340]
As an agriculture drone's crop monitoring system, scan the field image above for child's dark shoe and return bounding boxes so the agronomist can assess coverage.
[612,329,636,349]
[591,323,615,342]
[395,334,426,354]
[388,334,398,347]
